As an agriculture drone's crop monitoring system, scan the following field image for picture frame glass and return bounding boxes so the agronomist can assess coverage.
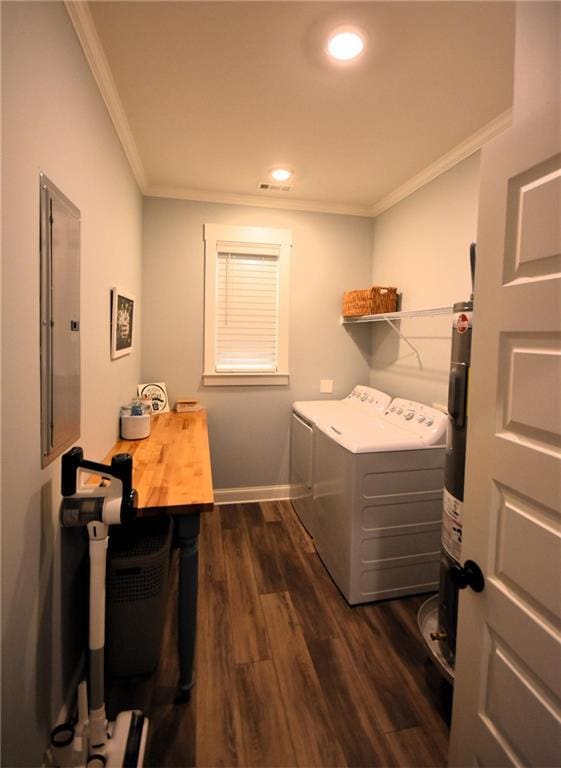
[111,288,134,359]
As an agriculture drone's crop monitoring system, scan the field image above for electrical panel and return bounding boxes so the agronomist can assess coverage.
[40,173,81,467]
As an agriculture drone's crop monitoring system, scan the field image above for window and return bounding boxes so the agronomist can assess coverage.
[203,224,291,385]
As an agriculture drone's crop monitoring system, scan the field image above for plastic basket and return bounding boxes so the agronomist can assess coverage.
[106,516,172,677]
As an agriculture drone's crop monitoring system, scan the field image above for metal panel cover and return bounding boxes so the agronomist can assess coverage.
[40,174,81,467]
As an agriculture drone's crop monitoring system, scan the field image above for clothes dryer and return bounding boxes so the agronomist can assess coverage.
[290,386,391,537]
[314,399,447,604]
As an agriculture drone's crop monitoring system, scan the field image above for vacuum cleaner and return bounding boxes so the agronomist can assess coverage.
[50,447,149,768]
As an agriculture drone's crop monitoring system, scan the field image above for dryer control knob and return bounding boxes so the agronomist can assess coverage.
[361,394,368,401]
[417,415,425,423]
[397,408,403,414]
[425,418,434,426]
[390,405,396,412]
[404,411,414,420]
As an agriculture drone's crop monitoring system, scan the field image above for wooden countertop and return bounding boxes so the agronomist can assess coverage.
[103,409,214,514]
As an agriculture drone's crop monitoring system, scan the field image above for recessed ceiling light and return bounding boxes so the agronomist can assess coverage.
[327,29,365,61]
[271,168,293,183]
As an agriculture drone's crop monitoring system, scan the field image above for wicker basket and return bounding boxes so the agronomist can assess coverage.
[342,286,398,317]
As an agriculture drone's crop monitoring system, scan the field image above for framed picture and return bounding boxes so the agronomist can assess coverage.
[111,288,134,359]
[137,382,170,413]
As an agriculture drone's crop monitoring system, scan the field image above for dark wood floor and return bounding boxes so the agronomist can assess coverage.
[146,501,450,768]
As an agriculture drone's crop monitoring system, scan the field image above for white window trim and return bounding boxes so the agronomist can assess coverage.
[203,223,291,386]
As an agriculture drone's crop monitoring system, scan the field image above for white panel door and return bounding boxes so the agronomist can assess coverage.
[448,72,561,768]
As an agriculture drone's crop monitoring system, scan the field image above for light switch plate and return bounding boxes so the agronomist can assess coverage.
[320,379,333,393]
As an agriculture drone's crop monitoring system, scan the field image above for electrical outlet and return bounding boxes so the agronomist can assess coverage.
[320,379,333,394]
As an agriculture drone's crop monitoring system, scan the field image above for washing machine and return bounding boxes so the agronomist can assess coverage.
[314,398,447,605]
[290,386,391,537]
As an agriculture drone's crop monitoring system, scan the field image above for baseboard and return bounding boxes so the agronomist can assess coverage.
[43,652,85,766]
[55,652,85,726]
[213,484,296,505]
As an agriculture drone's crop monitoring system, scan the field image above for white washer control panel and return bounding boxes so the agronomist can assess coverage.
[382,398,447,444]
[345,386,392,414]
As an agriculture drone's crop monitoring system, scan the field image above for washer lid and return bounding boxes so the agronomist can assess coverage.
[318,398,447,453]
[292,399,345,424]
[318,418,424,453]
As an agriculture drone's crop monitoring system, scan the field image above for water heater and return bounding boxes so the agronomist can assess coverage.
[436,244,476,668]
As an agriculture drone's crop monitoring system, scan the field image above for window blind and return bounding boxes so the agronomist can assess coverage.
[215,251,280,372]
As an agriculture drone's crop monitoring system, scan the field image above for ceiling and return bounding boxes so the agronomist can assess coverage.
[79,1,515,216]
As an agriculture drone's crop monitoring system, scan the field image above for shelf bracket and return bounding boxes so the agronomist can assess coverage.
[384,318,423,369]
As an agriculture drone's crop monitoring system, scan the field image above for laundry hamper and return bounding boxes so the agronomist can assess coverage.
[106,515,172,677]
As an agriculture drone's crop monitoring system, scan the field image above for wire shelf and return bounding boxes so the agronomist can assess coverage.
[341,306,453,324]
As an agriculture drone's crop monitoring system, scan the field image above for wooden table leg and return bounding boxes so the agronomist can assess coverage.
[175,513,200,701]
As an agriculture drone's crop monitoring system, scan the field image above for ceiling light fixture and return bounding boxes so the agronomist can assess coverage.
[271,168,293,183]
[327,28,365,61]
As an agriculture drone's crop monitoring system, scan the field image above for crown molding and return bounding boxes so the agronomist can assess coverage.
[147,106,511,216]
[369,108,512,217]
[64,0,147,192]
[146,185,373,217]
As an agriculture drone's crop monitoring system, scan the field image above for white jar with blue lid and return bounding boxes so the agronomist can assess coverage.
[120,400,151,440]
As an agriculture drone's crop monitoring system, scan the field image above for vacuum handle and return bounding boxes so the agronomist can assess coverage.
[108,453,134,508]
[61,446,83,496]
[107,454,137,523]
[60,447,137,522]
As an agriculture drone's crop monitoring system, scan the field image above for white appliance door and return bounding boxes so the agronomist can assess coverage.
[313,428,353,598]
[290,412,316,536]
[449,17,561,766]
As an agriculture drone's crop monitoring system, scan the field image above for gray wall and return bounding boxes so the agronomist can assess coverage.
[142,198,374,489]
[369,153,481,407]
[1,3,142,765]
